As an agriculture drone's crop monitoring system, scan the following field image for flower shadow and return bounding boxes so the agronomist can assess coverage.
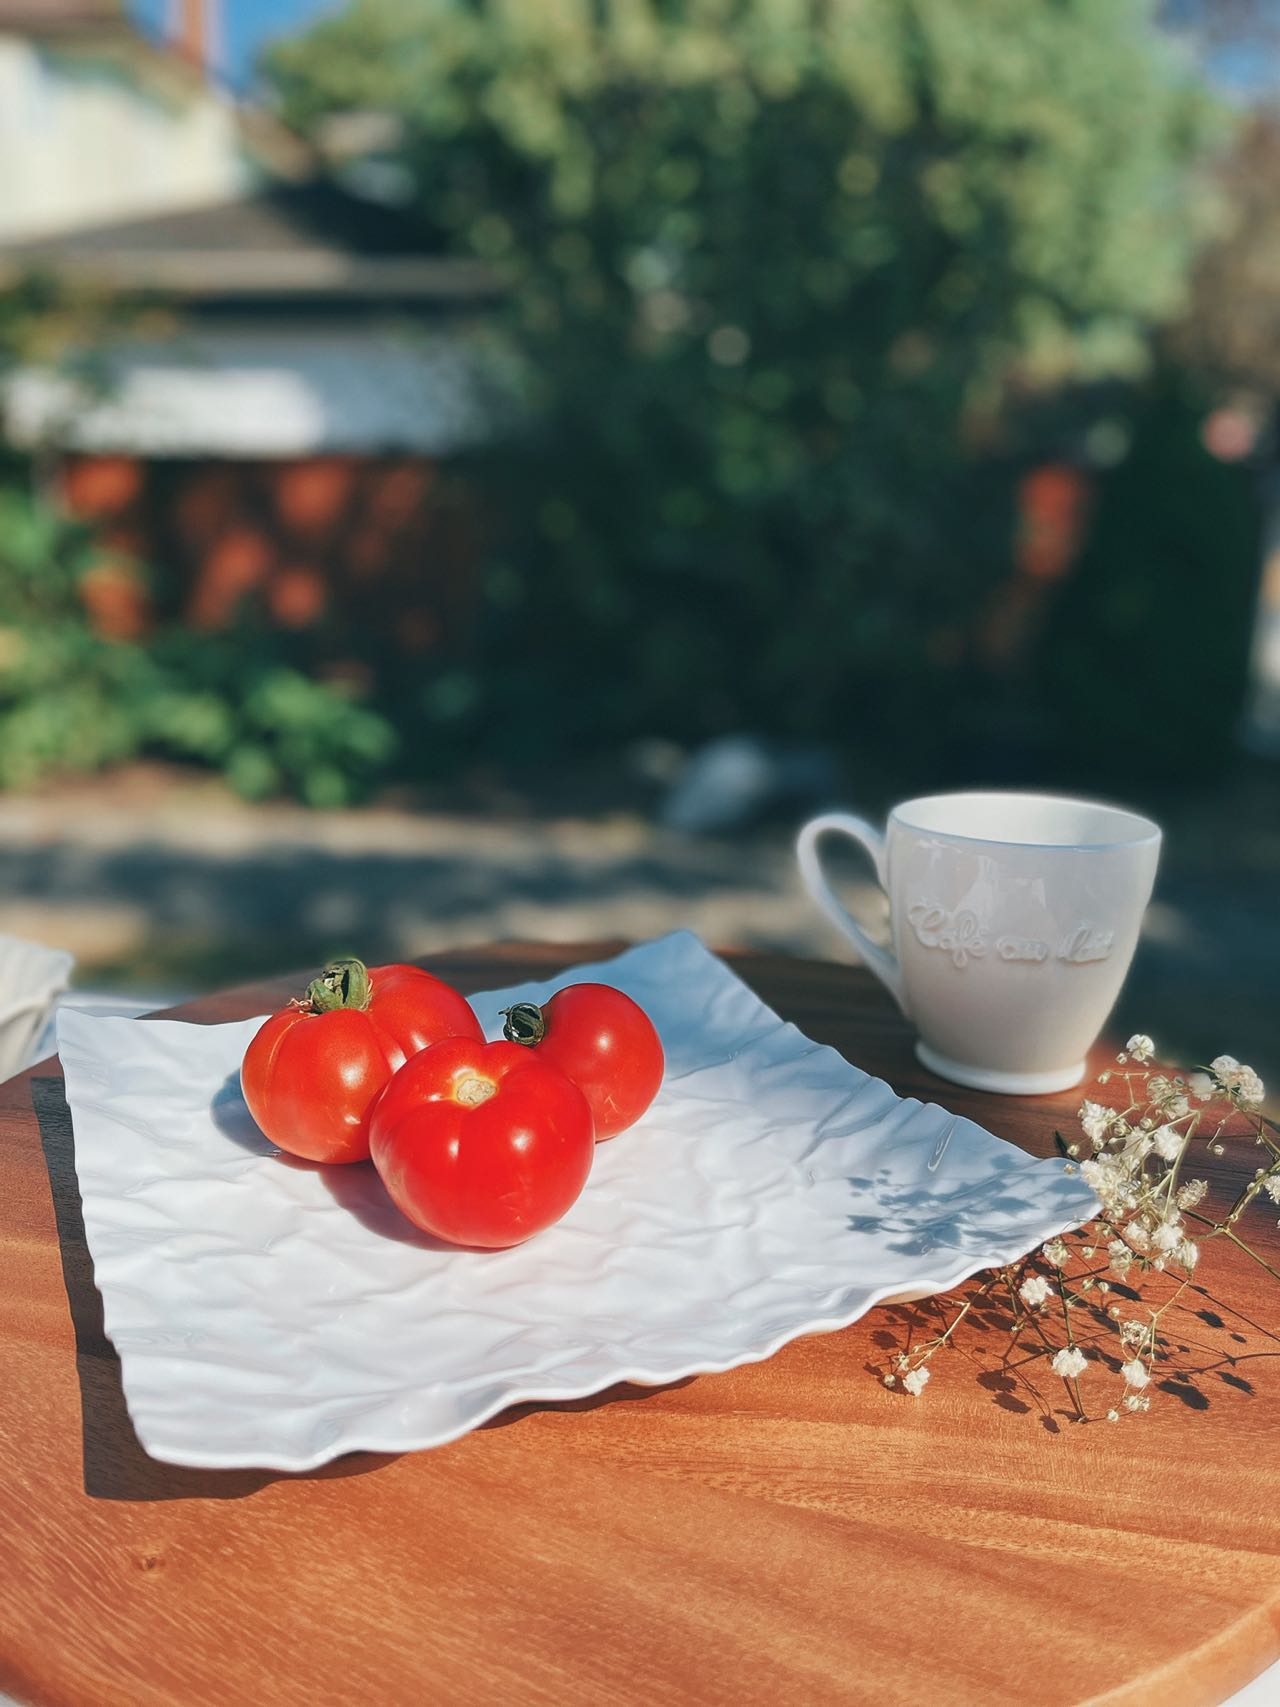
[865,1271,1280,1428]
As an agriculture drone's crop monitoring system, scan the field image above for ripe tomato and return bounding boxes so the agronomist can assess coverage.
[241,958,483,1165]
[369,1037,595,1247]
[500,983,664,1140]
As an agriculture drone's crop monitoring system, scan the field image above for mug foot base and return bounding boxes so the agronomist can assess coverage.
[915,1041,1087,1097]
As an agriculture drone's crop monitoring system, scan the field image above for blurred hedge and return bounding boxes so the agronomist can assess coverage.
[269,0,1229,781]
[0,276,400,803]
[0,483,397,803]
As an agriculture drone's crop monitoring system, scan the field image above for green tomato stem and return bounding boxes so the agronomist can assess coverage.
[501,1002,546,1046]
[306,957,372,1014]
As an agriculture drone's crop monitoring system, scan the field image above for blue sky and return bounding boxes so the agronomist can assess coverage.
[130,1,338,90]
[130,1,1279,98]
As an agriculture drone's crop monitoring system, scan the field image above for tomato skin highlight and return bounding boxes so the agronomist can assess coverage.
[241,962,484,1165]
[369,1037,595,1248]
[510,984,664,1140]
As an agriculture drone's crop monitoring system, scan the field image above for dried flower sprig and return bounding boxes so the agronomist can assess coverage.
[879,1037,1276,1420]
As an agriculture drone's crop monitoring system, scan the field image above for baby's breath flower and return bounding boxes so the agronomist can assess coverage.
[1208,1057,1266,1109]
[869,1036,1267,1416]
[1151,1124,1183,1163]
[1079,1158,1106,1193]
[1152,1218,1183,1254]
[1177,1178,1208,1210]
[1051,1346,1088,1380]
[1232,1067,1265,1109]
[1079,1101,1113,1143]
[1146,1076,1189,1118]
[1079,1153,1140,1217]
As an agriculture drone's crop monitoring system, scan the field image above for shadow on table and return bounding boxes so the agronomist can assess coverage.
[32,1074,402,1503]
[864,1276,1280,1429]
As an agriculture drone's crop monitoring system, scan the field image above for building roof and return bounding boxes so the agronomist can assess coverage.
[0,4,493,310]
[0,182,498,307]
[0,1,125,33]
[0,0,311,182]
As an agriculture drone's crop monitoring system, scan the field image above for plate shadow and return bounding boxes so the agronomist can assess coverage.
[32,1073,400,1502]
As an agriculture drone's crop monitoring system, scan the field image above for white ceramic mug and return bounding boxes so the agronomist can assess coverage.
[796,791,1162,1094]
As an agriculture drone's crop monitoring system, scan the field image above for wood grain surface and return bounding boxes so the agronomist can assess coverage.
[1,944,1277,1707]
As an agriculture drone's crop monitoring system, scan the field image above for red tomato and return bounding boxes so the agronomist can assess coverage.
[241,958,483,1165]
[500,983,664,1140]
[369,1037,595,1247]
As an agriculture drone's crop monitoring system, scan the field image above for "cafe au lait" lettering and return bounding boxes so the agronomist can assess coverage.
[907,902,1114,970]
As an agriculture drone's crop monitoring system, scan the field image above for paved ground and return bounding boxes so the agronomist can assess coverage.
[0,762,1274,1093]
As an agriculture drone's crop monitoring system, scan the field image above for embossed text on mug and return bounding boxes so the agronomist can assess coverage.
[907,900,1114,969]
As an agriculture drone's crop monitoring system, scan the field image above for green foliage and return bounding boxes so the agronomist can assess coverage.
[1043,372,1260,779]
[270,0,1225,766]
[0,486,397,803]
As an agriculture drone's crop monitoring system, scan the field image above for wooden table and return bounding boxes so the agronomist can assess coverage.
[2,944,1278,1707]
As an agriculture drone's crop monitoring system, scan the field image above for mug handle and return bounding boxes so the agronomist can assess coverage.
[796,812,907,1012]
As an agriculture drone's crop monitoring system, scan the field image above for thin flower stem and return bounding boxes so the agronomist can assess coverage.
[1052,1268,1086,1418]
[1218,1227,1280,1285]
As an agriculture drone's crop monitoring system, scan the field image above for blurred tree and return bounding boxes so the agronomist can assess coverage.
[1042,369,1260,779]
[269,0,1224,777]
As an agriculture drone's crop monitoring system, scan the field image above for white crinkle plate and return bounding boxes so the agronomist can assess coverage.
[58,932,1096,1471]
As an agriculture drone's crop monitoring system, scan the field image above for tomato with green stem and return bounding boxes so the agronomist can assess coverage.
[500,983,664,1139]
[241,957,483,1165]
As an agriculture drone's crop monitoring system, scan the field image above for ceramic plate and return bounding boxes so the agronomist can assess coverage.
[57,932,1096,1471]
